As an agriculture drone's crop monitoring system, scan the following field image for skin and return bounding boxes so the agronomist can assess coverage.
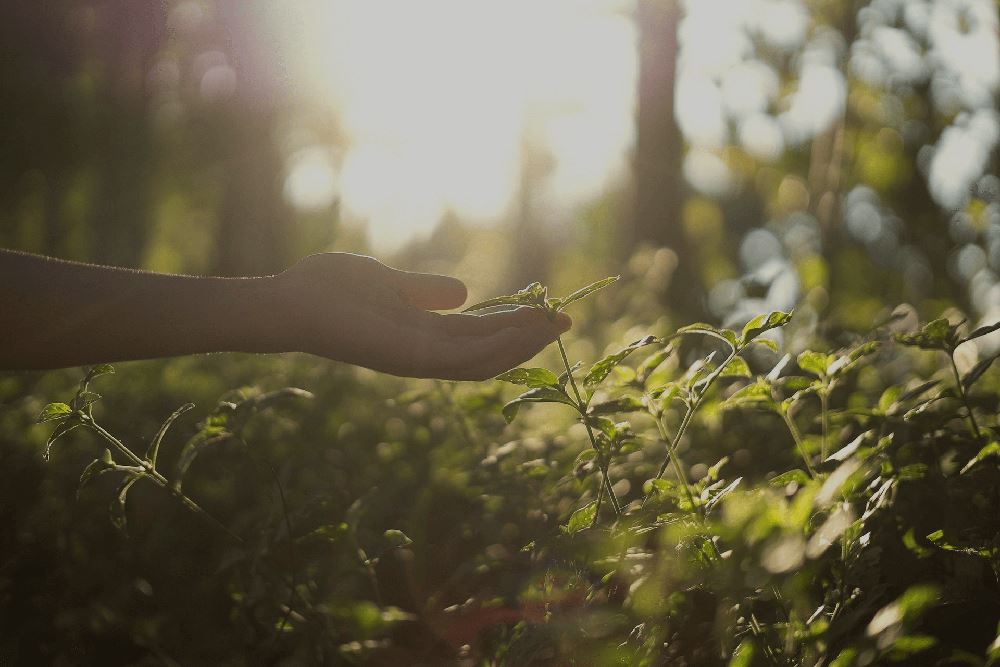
[0,249,571,380]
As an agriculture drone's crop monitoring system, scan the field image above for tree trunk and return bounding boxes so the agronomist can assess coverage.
[632,0,703,318]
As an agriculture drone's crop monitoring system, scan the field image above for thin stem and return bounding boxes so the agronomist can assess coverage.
[85,417,245,545]
[948,353,982,441]
[557,336,621,518]
[645,348,739,509]
[780,408,817,478]
[819,388,830,462]
[646,404,699,516]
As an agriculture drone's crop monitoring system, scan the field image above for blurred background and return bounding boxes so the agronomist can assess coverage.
[1,0,998,328]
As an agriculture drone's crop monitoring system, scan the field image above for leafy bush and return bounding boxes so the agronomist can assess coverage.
[7,272,1000,665]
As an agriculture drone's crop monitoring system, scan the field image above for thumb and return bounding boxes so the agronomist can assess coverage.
[385,267,468,311]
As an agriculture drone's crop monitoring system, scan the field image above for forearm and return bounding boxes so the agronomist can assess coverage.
[0,250,286,370]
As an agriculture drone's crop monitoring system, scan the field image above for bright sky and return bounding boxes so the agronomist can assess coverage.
[277,0,636,249]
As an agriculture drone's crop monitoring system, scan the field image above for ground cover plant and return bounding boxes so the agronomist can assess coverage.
[3,267,997,666]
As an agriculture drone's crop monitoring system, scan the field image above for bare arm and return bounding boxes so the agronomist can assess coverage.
[0,250,570,380]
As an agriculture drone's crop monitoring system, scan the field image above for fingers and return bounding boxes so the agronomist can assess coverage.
[445,315,572,380]
[439,306,549,336]
[383,266,467,311]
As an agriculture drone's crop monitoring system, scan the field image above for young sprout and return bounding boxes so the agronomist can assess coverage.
[465,277,628,525]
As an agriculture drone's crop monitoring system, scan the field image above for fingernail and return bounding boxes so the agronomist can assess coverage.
[553,312,572,333]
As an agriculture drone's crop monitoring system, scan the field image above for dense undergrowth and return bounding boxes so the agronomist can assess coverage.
[3,264,1000,666]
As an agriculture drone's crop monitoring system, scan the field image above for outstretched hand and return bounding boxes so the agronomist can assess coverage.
[274,253,571,380]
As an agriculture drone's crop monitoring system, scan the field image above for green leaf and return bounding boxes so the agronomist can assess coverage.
[962,354,1000,391]
[960,441,1000,474]
[797,351,831,377]
[110,474,142,533]
[37,402,72,423]
[77,449,116,498]
[463,282,547,312]
[43,417,82,461]
[588,396,645,415]
[495,367,561,389]
[750,338,780,352]
[384,529,413,549]
[768,469,812,487]
[584,336,660,388]
[963,320,1000,343]
[740,311,792,346]
[502,387,578,423]
[71,391,101,412]
[704,477,742,514]
[173,428,232,492]
[676,323,738,349]
[896,318,959,351]
[561,500,597,534]
[79,364,115,393]
[146,403,195,466]
[724,378,776,410]
[637,348,672,382]
[554,276,620,311]
[719,356,752,379]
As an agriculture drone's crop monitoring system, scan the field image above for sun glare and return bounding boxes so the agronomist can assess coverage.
[276,0,636,249]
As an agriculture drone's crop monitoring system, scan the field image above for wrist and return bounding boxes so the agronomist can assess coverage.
[208,275,291,355]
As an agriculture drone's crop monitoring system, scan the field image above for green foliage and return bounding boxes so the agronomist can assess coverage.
[17,282,1000,664]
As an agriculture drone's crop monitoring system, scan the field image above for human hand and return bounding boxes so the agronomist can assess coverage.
[271,253,571,380]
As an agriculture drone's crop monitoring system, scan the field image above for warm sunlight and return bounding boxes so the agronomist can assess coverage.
[277,0,636,248]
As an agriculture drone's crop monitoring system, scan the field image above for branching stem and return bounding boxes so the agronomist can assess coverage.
[557,336,621,519]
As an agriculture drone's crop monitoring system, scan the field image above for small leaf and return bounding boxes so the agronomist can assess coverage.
[37,402,72,423]
[896,318,958,351]
[584,336,660,388]
[43,418,82,461]
[719,356,752,379]
[962,354,999,391]
[463,282,547,312]
[146,403,195,466]
[71,391,102,412]
[495,367,561,389]
[79,364,115,393]
[724,378,776,410]
[963,320,1000,343]
[77,449,116,498]
[751,338,780,352]
[637,348,672,382]
[502,387,578,423]
[110,474,142,533]
[960,441,1000,474]
[558,361,584,386]
[384,529,413,549]
[588,396,645,415]
[797,351,831,377]
[740,311,792,345]
[174,428,232,492]
[704,477,742,514]
[554,276,620,311]
[676,323,738,349]
[561,500,597,534]
[827,433,865,462]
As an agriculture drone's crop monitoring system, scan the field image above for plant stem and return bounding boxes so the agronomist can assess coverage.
[948,353,982,441]
[780,408,816,478]
[647,404,699,516]
[85,417,245,545]
[819,388,830,462]
[557,336,621,518]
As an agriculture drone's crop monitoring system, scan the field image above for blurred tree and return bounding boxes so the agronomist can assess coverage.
[632,0,704,319]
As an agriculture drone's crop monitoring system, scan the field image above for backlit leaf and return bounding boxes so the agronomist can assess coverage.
[555,276,620,311]
[502,387,578,423]
[37,402,72,423]
[146,403,195,466]
[584,336,660,388]
[561,500,597,534]
[495,367,561,389]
